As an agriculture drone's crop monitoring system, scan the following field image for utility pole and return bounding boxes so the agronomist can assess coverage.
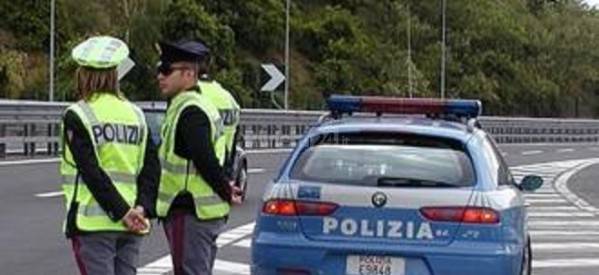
[49,0,55,101]
[407,6,413,98]
[440,0,446,99]
[284,0,290,109]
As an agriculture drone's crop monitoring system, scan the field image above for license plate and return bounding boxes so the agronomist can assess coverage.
[346,255,405,275]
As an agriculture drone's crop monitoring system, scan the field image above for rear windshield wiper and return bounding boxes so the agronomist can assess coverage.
[376,177,460,188]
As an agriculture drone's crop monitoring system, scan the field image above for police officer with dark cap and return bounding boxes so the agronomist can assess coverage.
[155,39,242,275]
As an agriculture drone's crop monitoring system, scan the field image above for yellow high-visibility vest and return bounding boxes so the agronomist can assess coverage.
[156,91,229,219]
[199,80,240,165]
[61,93,147,232]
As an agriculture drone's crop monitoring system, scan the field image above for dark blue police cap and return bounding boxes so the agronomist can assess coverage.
[159,40,210,63]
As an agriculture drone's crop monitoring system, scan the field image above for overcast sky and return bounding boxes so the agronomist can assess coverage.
[584,0,599,7]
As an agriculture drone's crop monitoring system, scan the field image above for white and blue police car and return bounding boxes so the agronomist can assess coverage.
[251,95,543,275]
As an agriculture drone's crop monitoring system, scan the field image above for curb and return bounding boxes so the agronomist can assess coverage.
[553,158,599,215]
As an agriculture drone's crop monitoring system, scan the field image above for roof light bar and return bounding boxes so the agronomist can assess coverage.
[326,95,482,118]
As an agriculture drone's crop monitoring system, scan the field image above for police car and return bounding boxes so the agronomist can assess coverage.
[251,95,543,275]
[140,102,249,200]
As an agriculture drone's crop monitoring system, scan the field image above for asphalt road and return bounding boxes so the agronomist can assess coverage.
[1,143,598,275]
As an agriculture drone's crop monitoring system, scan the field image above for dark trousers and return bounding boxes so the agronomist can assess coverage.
[163,211,226,275]
[71,232,142,275]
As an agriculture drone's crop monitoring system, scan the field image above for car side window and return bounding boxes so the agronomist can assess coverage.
[484,135,515,186]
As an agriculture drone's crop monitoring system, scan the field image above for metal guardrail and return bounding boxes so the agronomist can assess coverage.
[1,100,599,158]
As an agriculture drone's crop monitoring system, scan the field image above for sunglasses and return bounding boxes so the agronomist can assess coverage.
[156,62,191,76]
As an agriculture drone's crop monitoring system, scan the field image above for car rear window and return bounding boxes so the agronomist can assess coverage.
[289,132,475,187]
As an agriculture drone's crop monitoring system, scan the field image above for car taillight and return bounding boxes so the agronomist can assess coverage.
[262,199,338,216]
[420,206,500,224]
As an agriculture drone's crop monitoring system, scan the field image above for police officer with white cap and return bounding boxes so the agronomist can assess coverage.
[155,39,243,275]
[61,35,160,275]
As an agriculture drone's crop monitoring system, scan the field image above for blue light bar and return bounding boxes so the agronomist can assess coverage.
[325,95,361,113]
[326,95,482,118]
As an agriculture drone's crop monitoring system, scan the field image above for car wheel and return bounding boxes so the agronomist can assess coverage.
[236,161,248,202]
[521,235,532,275]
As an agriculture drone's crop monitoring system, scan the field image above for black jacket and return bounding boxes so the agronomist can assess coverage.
[168,105,232,213]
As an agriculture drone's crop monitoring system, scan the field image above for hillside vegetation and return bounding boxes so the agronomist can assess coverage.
[1,0,599,117]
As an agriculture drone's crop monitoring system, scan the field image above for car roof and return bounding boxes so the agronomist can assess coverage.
[309,116,477,143]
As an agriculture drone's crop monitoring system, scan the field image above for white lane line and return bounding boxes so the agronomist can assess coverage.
[530,230,599,236]
[528,212,594,217]
[523,194,562,199]
[216,222,255,247]
[533,242,599,251]
[556,148,575,153]
[554,159,599,214]
[529,206,579,211]
[246,148,293,154]
[34,191,63,198]
[528,190,558,194]
[137,256,172,275]
[521,150,543,155]
[139,222,255,275]
[528,188,558,194]
[0,158,60,166]
[247,168,265,174]
[529,221,599,227]
[232,238,252,248]
[213,259,250,275]
[533,258,599,268]
[524,198,569,204]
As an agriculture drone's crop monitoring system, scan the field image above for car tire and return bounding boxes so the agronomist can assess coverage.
[521,235,532,275]
[236,161,248,202]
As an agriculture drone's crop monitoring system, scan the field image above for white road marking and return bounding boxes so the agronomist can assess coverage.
[521,150,543,155]
[232,238,252,248]
[529,190,559,194]
[529,220,599,227]
[528,212,594,217]
[523,194,562,199]
[533,242,599,251]
[0,158,59,166]
[138,222,255,275]
[247,168,265,174]
[216,222,255,247]
[528,206,579,211]
[530,230,599,236]
[524,198,569,204]
[556,148,575,153]
[554,159,599,214]
[533,258,599,268]
[213,259,250,275]
[34,191,63,198]
[246,148,293,154]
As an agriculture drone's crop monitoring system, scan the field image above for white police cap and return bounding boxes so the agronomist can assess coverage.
[71,36,129,69]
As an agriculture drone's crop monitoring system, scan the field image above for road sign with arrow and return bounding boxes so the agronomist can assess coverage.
[260,64,285,92]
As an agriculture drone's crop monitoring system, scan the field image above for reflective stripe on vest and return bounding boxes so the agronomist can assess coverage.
[157,91,229,219]
[198,81,239,160]
[62,171,136,186]
[60,94,147,233]
[156,192,224,208]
